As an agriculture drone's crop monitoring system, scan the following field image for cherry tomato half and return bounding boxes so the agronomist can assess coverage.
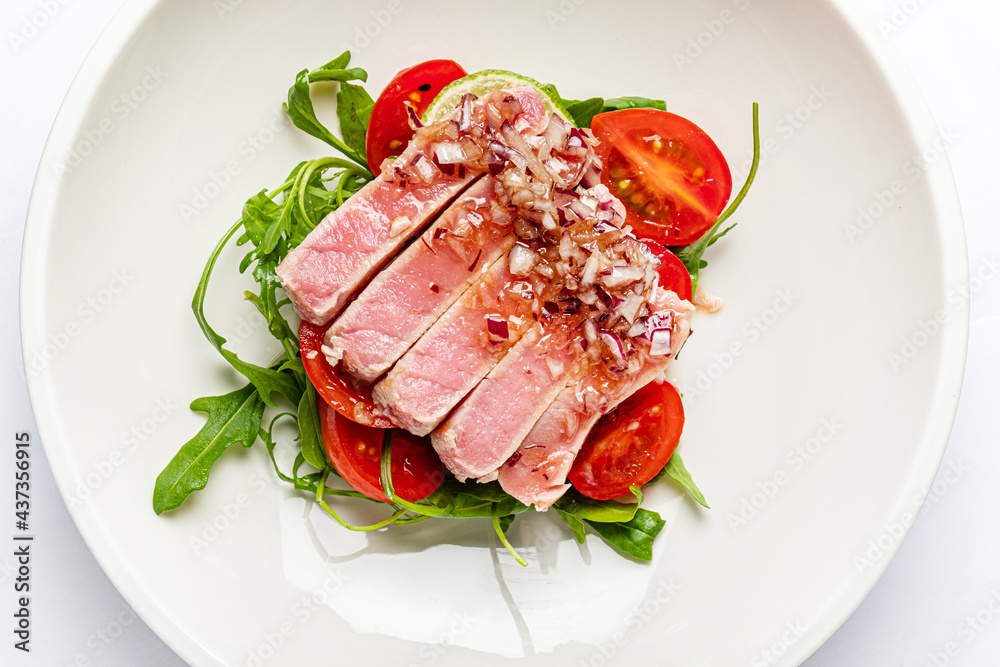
[364,59,467,175]
[568,381,685,501]
[299,320,394,428]
[641,239,693,302]
[591,109,733,247]
[319,400,445,503]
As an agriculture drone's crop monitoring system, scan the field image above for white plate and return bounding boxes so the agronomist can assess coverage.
[21,0,967,665]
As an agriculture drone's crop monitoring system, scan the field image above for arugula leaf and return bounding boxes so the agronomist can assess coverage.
[664,453,709,508]
[543,83,666,127]
[564,97,605,128]
[550,488,632,544]
[337,82,374,160]
[555,507,587,544]
[296,382,326,470]
[585,509,665,561]
[497,512,516,534]
[308,52,368,84]
[376,432,528,566]
[601,96,667,113]
[554,487,666,560]
[492,503,527,566]
[283,52,369,170]
[285,70,345,152]
[553,489,640,524]
[427,479,530,519]
[674,103,760,294]
[191,215,302,406]
[153,384,265,514]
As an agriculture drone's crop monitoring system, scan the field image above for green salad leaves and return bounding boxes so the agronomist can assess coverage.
[154,52,759,565]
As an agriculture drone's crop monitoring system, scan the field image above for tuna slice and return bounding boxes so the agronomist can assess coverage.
[277,153,479,325]
[430,316,584,482]
[497,290,695,510]
[321,176,516,381]
[277,87,550,326]
[372,254,540,436]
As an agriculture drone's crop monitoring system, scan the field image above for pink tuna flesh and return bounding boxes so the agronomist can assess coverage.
[430,317,584,482]
[277,146,479,326]
[322,176,516,381]
[372,255,541,436]
[497,290,695,510]
[507,87,549,135]
[277,88,553,326]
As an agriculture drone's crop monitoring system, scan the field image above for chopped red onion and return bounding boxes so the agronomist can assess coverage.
[649,329,672,356]
[596,285,616,309]
[602,266,644,288]
[412,154,435,182]
[406,106,423,129]
[599,329,626,361]
[581,161,602,188]
[617,294,645,325]
[501,120,552,183]
[487,316,509,342]
[581,251,601,286]
[514,217,541,240]
[433,141,468,165]
[628,320,647,338]
[481,149,505,174]
[642,310,675,356]
[644,311,675,335]
[431,153,456,176]
[388,215,411,238]
[488,140,527,171]
[540,210,557,232]
[508,244,540,276]
[459,94,476,132]
[568,197,596,220]
[467,249,483,272]
[558,297,581,315]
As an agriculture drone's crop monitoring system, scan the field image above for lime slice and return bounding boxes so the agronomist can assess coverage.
[422,69,574,125]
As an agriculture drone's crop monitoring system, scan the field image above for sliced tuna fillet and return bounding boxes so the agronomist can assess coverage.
[498,290,695,510]
[322,176,516,382]
[430,316,585,482]
[277,87,552,326]
[276,146,479,326]
[372,255,541,436]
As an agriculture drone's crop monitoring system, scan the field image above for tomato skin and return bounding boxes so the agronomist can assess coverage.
[299,320,395,428]
[591,109,732,246]
[319,399,445,503]
[641,239,693,302]
[568,381,685,501]
[365,59,467,175]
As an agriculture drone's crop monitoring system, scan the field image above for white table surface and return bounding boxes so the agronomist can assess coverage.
[2,1,997,665]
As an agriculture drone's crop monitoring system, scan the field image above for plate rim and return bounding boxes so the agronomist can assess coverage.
[19,0,970,665]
